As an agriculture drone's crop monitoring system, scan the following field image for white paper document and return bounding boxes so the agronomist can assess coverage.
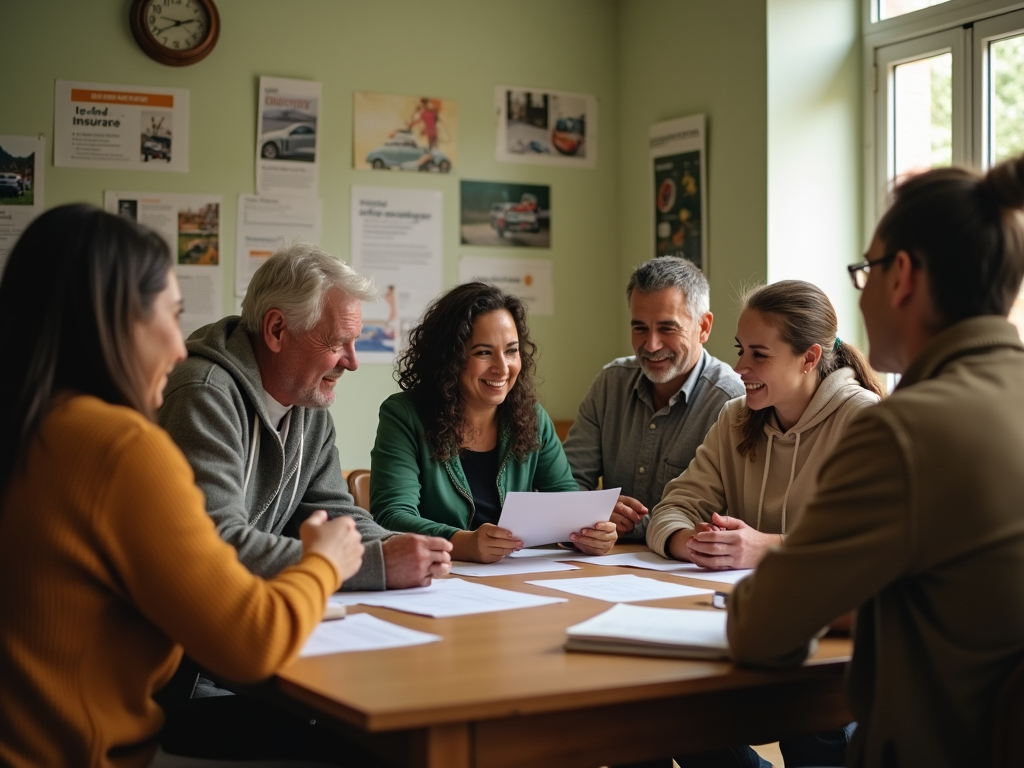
[103,191,222,338]
[298,612,441,657]
[508,548,577,559]
[55,80,189,172]
[497,487,619,548]
[327,577,566,618]
[449,558,579,577]
[526,574,713,603]
[565,603,729,659]
[664,565,754,586]
[459,255,554,316]
[256,77,321,196]
[566,551,753,585]
[235,193,322,297]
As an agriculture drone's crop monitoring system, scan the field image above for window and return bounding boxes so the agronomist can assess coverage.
[867,2,1024,337]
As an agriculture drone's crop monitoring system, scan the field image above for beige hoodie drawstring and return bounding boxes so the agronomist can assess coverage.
[755,432,774,531]
[779,431,801,534]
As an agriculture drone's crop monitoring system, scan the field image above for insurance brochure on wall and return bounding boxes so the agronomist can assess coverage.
[235,193,322,297]
[497,487,619,548]
[104,191,222,338]
[54,80,189,172]
[0,134,44,273]
[350,185,442,363]
[256,76,321,196]
[458,255,554,316]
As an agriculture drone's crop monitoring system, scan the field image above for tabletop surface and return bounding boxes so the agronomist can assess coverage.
[274,546,852,733]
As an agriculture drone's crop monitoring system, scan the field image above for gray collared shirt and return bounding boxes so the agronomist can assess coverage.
[563,349,744,540]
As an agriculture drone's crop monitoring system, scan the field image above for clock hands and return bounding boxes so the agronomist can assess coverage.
[156,16,197,33]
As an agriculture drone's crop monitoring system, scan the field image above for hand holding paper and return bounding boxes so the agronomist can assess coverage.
[497,488,620,548]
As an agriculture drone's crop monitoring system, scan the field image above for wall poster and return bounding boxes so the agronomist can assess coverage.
[353,92,457,174]
[0,134,44,273]
[256,77,321,196]
[650,114,706,271]
[495,85,596,169]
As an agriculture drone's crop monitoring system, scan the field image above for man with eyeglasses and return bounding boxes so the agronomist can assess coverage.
[726,160,1024,768]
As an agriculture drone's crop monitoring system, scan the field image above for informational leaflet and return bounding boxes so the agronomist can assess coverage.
[459,255,554,316]
[350,186,442,363]
[256,77,321,196]
[298,613,442,658]
[449,558,579,578]
[235,193,322,297]
[0,134,44,273]
[498,488,620,548]
[104,191,222,338]
[650,114,706,270]
[54,80,189,172]
[526,574,713,603]
[566,551,754,585]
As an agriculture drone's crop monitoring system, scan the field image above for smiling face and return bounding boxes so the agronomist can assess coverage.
[629,287,707,388]
[133,269,187,411]
[734,308,819,421]
[458,309,522,414]
[276,288,362,409]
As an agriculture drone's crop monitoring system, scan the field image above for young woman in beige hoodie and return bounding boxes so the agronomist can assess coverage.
[647,280,883,571]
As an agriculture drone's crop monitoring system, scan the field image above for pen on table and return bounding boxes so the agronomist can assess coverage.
[712,592,728,610]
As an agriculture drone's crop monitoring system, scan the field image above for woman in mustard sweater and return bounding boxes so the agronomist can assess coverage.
[0,205,364,768]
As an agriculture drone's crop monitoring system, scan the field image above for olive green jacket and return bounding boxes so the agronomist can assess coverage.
[369,392,579,539]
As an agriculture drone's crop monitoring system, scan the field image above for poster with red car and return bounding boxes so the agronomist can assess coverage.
[495,85,596,169]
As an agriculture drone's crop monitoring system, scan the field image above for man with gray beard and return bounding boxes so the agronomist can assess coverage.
[563,257,743,541]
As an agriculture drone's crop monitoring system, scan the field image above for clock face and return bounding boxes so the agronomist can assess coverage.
[143,0,210,52]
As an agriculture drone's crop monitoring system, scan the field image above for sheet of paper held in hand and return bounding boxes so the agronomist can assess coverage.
[497,487,621,548]
[565,603,729,659]
[565,551,755,585]
[327,577,567,618]
[299,613,442,658]
[526,574,713,603]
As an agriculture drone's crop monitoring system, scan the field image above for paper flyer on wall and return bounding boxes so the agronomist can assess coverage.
[459,255,553,316]
[235,194,322,297]
[350,186,442,363]
[495,85,597,169]
[105,191,222,338]
[650,114,706,271]
[54,80,189,172]
[256,77,321,196]
[0,134,45,273]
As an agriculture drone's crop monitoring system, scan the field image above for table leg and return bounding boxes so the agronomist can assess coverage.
[413,722,471,768]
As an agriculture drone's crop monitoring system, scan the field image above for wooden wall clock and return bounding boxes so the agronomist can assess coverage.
[130,0,220,67]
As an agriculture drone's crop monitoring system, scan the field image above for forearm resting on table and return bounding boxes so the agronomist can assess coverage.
[665,527,698,561]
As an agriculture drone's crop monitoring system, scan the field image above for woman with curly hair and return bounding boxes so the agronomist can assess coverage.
[370,282,616,562]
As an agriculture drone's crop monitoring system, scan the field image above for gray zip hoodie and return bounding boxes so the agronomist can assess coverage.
[158,316,390,590]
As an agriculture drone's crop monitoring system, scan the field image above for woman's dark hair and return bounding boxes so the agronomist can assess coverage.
[396,282,539,461]
[877,155,1024,325]
[0,204,172,498]
[736,280,883,461]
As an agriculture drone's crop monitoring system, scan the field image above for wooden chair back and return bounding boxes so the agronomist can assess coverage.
[346,469,371,511]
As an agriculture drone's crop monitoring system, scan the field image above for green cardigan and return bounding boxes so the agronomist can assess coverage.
[369,391,579,539]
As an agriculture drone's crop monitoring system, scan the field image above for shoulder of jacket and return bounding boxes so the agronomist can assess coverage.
[702,355,745,396]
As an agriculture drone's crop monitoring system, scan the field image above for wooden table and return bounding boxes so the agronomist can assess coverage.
[270,549,852,768]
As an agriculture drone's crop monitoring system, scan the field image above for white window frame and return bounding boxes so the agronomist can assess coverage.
[863,0,1024,241]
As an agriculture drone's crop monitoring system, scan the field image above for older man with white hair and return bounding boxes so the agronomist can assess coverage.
[157,243,450,762]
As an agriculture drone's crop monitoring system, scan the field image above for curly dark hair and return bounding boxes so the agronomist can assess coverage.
[396,283,539,461]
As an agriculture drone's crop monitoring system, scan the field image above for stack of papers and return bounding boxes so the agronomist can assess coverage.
[565,603,730,660]
[525,574,713,603]
[328,577,567,618]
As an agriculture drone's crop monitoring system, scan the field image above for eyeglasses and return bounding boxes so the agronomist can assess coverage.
[847,252,898,290]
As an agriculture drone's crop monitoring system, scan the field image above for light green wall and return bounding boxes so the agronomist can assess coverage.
[2,0,623,469]
[616,0,769,362]
[3,0,866,468]
[767,0,865,345]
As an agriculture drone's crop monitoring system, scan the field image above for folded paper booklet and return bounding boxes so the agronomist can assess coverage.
[565,603,730,660]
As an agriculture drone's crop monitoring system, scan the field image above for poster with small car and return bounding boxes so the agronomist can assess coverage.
[354,92,457,173]
[495,85,597,169]
[650,114,706,271]
[0,134,44,273]
[256,76,321,196]
[460,181,550,249]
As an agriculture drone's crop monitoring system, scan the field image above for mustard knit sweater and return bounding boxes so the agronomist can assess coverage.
[0,396,341,768]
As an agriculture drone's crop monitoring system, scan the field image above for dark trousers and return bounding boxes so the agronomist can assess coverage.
[160,692,386,767]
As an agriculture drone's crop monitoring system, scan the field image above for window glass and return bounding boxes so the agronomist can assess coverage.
[879,0,951,21]
[893,52,953,180]
[989,34,1024,164]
